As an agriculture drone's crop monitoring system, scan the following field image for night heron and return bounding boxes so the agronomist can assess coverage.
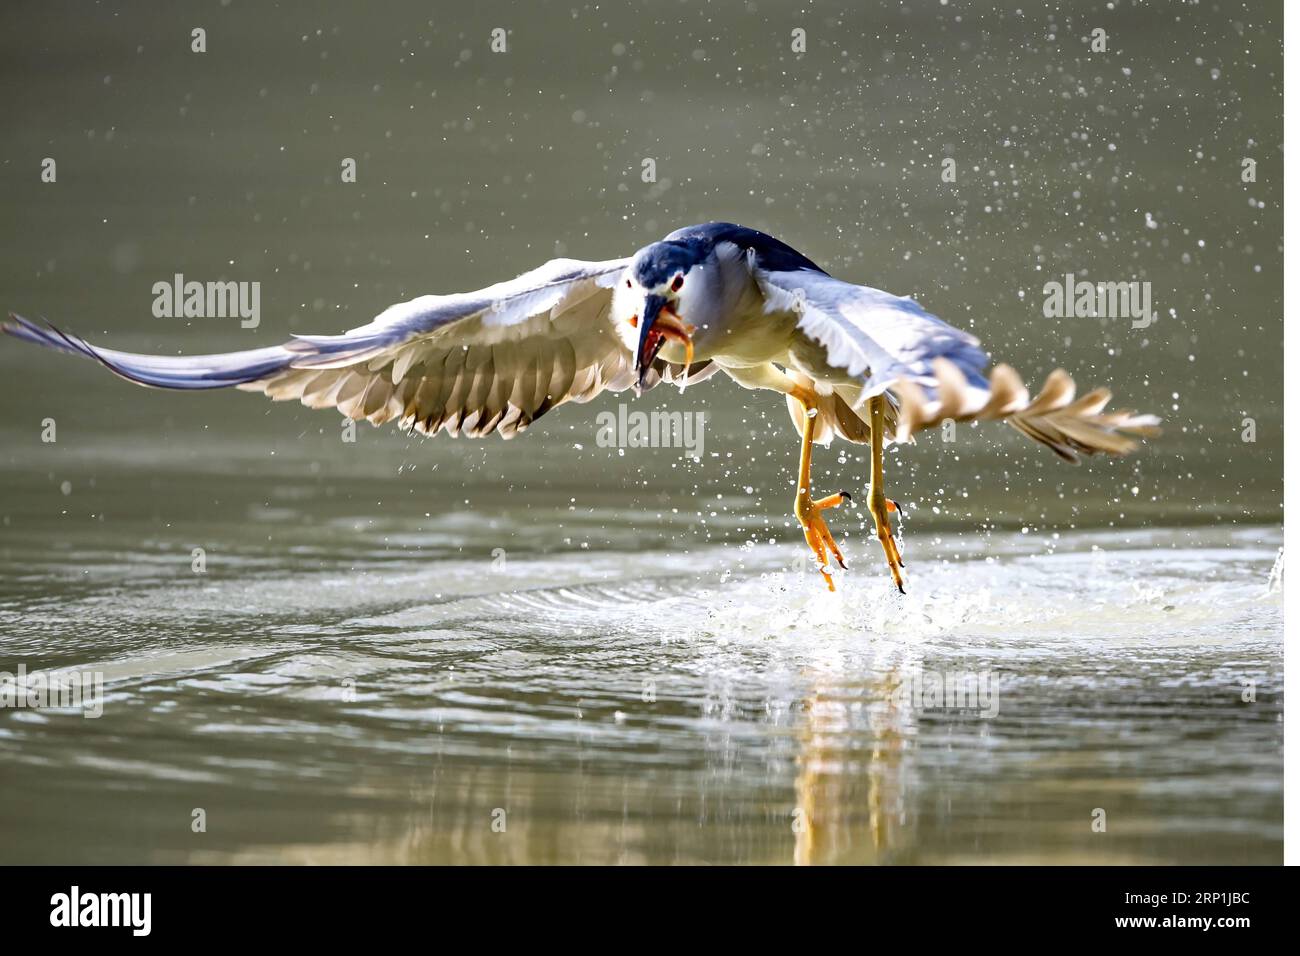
[4,222,1158,592]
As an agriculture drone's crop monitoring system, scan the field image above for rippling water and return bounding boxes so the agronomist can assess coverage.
[0,449,1281,863]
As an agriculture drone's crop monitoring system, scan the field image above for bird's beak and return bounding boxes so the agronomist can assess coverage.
[635,294,695,389]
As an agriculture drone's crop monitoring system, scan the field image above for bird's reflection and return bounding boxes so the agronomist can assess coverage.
[793,666,917,865]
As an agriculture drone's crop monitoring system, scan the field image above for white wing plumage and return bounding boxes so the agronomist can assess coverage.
[751,256,989,406]
[750,258,1159,460]
[4,257,715,440]
[248,257,654,439]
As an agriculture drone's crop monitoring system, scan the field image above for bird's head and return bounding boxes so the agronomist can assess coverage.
[614,238,714,388]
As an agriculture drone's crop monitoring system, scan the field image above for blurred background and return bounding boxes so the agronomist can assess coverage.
[0,0,1281,529]
[0,0,1282,864]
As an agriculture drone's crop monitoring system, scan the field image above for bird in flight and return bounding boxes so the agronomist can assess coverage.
[4,222,1158,593]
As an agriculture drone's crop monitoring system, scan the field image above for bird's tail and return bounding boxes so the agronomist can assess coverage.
[891,359,1161,463]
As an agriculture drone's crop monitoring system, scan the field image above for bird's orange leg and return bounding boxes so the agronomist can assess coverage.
[868,395,905,594]
[792,388,851,591]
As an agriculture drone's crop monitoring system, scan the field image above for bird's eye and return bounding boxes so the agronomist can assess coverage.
[629,315,638,327]
[626,279,632,288]
[671,275,684,292]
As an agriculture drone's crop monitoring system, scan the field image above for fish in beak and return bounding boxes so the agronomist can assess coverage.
[635,294,695,389]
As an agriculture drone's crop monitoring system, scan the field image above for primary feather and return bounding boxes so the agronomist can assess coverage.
[3,256,715,440]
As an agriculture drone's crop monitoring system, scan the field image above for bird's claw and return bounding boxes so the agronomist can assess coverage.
[869,494,906,593]
[796,490,850,590]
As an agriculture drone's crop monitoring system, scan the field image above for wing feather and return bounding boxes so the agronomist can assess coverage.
[751,257,989,400]
[5,254,714,441]
[752,253,1156,457]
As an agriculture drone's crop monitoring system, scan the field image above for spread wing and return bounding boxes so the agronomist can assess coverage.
[750,253,1158,459]
[3,257,716,440]
[749,253,989,407]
